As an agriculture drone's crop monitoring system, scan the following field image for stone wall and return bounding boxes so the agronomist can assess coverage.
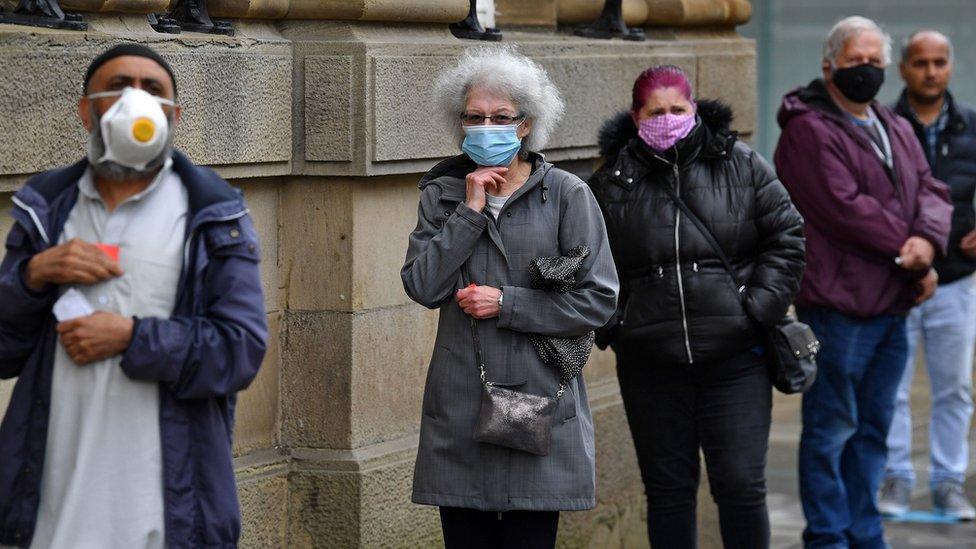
[0,4,755,547]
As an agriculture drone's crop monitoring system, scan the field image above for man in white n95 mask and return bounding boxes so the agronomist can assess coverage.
[0,44,268,548]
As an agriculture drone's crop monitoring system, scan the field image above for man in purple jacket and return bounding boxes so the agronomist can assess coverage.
[774,16,952,549]
[0,45,267,548]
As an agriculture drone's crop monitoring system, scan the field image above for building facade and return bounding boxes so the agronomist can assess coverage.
[0,1,757,546]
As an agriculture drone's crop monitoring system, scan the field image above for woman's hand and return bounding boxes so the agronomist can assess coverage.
[456,284,502,319]
[465,167,508,212]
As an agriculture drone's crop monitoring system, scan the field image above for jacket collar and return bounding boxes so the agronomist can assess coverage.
[597,99,738,165]
[418,151,553,204]
[894,88,967,135]
[787,79,902,155]
[11,150,246,246]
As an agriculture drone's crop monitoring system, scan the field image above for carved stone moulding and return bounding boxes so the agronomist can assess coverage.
[55,0,469,22]
[554,0,751,28]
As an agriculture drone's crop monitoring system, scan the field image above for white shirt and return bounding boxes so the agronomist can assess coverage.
[30,159,187,549]
[485,193,510,220]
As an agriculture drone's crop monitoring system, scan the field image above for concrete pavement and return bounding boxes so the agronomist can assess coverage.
[766,360,976,549]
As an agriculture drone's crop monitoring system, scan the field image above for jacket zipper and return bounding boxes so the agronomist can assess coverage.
[655,152,694,364]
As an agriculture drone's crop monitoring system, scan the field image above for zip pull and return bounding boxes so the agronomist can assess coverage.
[942,143,949,157]
[692,262,699,272]
[541,184,549,203]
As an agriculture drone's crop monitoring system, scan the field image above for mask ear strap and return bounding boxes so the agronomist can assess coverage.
[86,90,125,100]
[86,88,177,107]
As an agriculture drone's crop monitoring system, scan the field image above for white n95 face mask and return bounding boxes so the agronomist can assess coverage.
[86,87,174,171]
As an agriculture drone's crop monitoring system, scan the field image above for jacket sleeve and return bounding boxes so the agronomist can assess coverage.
[0,223,55,379]
[498,182,620,338]
[904,127,953,257]
[774,116,910,259]
[120,222,268,400]
[587,167,626,349]
[401,186,488,309]
[743,150,807,325]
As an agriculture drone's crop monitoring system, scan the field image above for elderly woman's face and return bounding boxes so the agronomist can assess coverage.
[634,86,695,123]
[462,87,532,140]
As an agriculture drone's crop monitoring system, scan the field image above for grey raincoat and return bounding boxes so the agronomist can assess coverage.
[402,153,619,511]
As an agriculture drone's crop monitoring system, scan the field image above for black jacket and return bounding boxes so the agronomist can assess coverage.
[587,101,806,365]
[894,90,976,285]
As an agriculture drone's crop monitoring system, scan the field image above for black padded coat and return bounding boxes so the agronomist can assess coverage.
[894,89,976,285]
[587,101,806,365]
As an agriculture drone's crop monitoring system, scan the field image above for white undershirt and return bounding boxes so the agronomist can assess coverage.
[30,159,186,549]
[485,193,510,220]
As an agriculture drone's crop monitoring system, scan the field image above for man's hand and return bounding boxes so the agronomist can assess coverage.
[915,269,939,305]
[465,167,508,213]
[26,238,123,291]
[57,311,134,365]
[456,284,502,320]
[898,236,936,271]
[960,230,976,259]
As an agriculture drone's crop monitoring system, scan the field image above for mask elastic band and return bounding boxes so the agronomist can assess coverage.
[87,88,176,107]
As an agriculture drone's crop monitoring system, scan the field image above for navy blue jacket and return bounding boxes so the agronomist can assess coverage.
[0,151,267,548]
[894,90,976,284]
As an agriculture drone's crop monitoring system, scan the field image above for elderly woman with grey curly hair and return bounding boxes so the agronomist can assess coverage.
[401,46,619,549]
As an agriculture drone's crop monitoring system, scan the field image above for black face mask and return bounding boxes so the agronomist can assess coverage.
[832,63,885,103]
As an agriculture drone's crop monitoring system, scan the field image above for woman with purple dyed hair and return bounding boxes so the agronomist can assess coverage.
[586,65,806,548]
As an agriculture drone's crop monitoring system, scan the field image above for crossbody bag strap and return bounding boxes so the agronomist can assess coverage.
[461,266,490,386]
[462,265,566,397]
[657,181,746,294]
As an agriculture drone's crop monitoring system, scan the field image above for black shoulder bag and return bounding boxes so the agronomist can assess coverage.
[658,182,819,394]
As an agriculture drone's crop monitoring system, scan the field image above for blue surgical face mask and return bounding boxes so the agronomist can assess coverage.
[461,123,523,167]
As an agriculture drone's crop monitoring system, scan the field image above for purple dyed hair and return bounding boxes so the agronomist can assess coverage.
[631,65,693,113]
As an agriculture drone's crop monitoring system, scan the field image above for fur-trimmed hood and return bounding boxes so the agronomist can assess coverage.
[597,99,736,160]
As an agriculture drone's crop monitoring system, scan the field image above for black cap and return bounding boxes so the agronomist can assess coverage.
[84,44,177,95]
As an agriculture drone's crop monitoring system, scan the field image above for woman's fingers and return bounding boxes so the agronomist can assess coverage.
[474,166,508,175]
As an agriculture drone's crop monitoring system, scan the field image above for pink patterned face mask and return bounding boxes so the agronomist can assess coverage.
[638,113,697,151]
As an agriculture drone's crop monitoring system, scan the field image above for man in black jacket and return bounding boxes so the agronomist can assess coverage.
[881,29,976,521]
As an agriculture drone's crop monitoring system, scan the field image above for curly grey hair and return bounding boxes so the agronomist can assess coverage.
[433,45,565,153]
[823,16,892,67]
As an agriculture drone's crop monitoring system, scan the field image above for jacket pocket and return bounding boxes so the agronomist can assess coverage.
[204,219,261,263]
[432,197,463,229]
[619,267,671,330]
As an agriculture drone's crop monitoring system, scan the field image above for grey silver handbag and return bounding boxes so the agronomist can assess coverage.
[464,272,564,456]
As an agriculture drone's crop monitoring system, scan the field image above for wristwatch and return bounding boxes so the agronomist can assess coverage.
[497,291,504,310]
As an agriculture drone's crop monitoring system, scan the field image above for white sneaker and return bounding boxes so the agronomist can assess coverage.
[878,477,911,517]
[933,482,976,521]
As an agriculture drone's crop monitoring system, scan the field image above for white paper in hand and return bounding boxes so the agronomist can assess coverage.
[53,288,94,322]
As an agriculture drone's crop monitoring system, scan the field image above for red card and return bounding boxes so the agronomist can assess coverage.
[95,243,120,262]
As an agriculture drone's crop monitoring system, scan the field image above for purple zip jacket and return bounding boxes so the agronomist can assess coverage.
[774,79,952,318]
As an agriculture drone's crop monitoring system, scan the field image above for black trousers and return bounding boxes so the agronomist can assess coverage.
[439,507,560,549]
[616,349,772,549]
